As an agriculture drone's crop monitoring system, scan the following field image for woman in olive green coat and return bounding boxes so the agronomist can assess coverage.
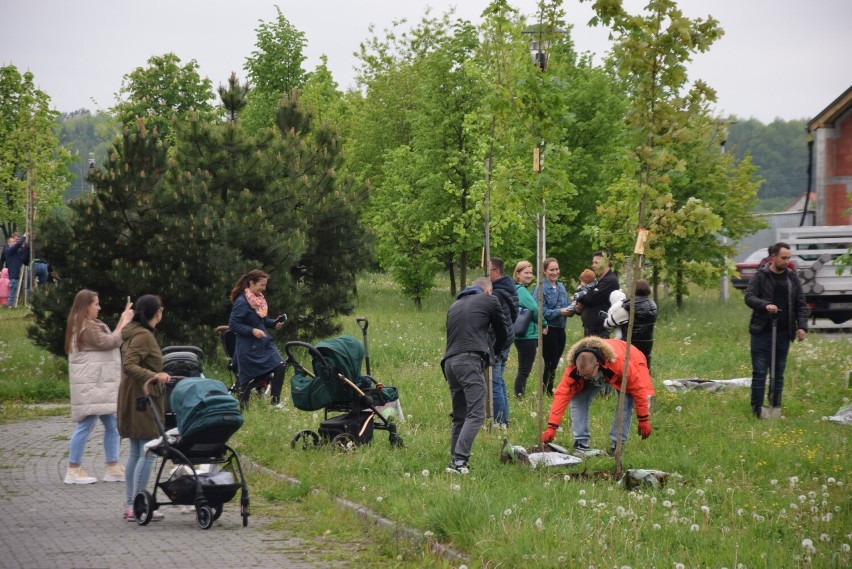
[117,294,169,521]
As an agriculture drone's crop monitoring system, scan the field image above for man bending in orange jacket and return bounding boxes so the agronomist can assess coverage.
[541,337,654,455]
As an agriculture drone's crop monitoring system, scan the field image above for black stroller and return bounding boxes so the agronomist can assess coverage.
[215,325,273,406]
[132,376,250,529]
[162,345,204,429]
[286,318,403,450]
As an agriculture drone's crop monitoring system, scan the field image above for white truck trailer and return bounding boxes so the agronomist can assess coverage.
[777,225,852,325]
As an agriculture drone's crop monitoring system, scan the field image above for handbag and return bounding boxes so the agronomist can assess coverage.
[513,307,533,335]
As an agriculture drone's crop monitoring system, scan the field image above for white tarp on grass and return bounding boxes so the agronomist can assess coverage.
[663,377,751,393]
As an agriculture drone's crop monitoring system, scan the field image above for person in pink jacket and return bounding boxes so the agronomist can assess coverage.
[541,337,654,455]
[0,268,9,306]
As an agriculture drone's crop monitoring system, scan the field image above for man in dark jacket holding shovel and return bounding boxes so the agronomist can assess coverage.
[744,242,808,419]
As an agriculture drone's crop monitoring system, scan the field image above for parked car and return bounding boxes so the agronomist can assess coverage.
[731,248,768,291]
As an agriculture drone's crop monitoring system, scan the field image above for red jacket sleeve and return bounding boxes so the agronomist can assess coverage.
[547,367,585,427]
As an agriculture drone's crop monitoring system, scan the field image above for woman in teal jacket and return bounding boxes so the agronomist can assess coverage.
[512,261,543,398]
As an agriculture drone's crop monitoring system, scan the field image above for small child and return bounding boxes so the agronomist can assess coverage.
[566,269,597,316]
[0,268,9,306]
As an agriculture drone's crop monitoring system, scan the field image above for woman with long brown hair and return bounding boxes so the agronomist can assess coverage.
[117,294,169,521]
[228,270,286,406]
[64,289,133,484]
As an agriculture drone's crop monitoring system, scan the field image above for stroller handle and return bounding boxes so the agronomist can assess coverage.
[284,341,330,369]
[142,375,177,396]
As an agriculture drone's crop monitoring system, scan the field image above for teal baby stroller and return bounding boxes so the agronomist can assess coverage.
[286,318,403,450]
[132,376,250,529]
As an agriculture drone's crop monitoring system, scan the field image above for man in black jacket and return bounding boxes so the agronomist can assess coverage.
[441,276,509,474]
[577,251,620,338]
[744,242,808,418]
[488,257,518,427]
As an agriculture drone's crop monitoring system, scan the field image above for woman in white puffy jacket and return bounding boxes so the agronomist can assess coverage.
[604,280,658,368]
[64,289,133,485]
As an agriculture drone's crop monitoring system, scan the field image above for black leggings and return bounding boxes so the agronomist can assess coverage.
[513,338,538,397]
[239,363,286,406]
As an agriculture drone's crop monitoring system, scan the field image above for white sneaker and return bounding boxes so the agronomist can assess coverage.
[64,467,97,485]
[103,464,126,482]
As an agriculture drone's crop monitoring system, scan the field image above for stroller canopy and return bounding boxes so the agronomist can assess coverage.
[314,336,370,389]
[170,378,243,439]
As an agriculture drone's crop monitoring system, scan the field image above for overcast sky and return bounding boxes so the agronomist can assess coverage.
[2,0,850,123]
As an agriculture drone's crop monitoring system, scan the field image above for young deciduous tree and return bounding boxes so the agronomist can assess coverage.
[240,6,308,134]
[112,53,218,140]
[0,65,72,237]
[587,0,760,306]
[351,11,490,301]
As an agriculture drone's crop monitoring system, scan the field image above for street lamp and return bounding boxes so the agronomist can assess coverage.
[521,22,563,448]
[87,153,96,193]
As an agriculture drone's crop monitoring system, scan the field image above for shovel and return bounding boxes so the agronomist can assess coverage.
[761,313,782,419]
[356,317,371,375]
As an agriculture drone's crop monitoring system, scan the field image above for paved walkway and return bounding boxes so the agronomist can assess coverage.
[0,415,340,569]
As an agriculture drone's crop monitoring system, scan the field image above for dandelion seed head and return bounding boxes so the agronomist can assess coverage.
[503,508,512,516]
[421,469,430,477]
[690,524,699,532]
[701,505,710,514]
[578,499,587,507]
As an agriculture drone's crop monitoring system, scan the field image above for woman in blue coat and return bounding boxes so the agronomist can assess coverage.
[228,269,286,407]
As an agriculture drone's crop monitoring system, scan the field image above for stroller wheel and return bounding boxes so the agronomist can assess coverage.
[389,432,404,448]
[133,490,155,525]
[291,430,320,450]
[331,433,357,452]
[211,502,223,521]
[196,505,214,530]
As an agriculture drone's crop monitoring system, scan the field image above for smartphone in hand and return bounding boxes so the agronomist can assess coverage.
[273,313,288,326]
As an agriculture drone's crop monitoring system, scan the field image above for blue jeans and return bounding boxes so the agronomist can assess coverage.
[750,328,790,411]
[33,261,49,285]
[492,346,511,425]
[570,383,634,447]
[69,413,120,465]
[7,278,19,307]
[444,353,487,464]
[125,438,157,507]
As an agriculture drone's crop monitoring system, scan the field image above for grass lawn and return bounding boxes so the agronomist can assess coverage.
[2,274,850,568]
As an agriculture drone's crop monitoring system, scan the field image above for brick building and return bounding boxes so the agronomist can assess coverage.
[807,85,852,225]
